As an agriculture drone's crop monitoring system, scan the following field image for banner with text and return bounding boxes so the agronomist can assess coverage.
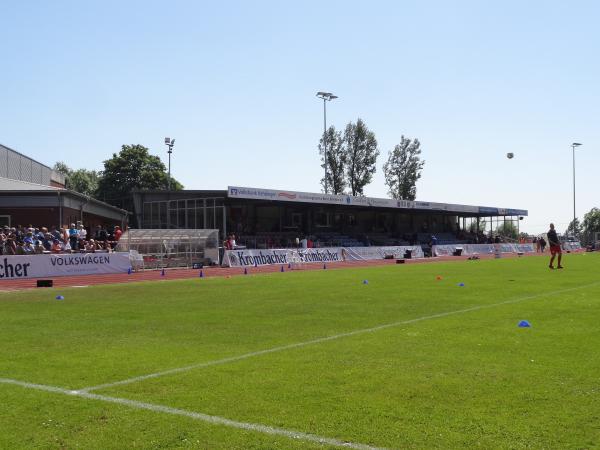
[226,186,520,215]
[223,246,424,267]
[432,244,535,257]
[0,253,131,280]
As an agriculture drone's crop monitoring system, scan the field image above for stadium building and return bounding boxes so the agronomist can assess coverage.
[0,143,128,228]
[131,186,527,248]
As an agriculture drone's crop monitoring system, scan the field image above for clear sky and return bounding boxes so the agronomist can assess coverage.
[1,1,598,234]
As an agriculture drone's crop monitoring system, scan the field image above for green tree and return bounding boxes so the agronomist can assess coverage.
[581,207,600,244]
[495,221,518,240]
[468,219,486,234]
[383,136,425,200]
[319,126,346,194]
[52,162,100,197]
[343,118,379,196]
[565,217,582,237]
[96,144,183,208]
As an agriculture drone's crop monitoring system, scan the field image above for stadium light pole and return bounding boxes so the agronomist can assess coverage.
[165,137,175,190]
[571,142,582,237]
[316,92,338,194]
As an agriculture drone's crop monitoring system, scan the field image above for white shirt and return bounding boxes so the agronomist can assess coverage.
[78,228,87,240]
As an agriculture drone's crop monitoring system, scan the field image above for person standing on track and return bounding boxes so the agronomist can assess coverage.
[547,223,563,269]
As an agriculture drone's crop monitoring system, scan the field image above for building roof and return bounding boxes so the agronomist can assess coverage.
[0,143,53,171]
[0,176,63,191]
[227,186,528,217]
[0,176,129,216]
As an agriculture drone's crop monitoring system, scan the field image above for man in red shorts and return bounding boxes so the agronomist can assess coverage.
[547,223,563,269]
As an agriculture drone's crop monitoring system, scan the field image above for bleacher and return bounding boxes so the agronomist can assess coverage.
[417,233,467,245]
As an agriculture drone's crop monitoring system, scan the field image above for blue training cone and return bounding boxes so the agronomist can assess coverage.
[55,295,64,300]
[127,267,132,275]
[280,265,285,272]
[199,270,204,278]
[161,268,165,277]
[323,263,327,270]
[244,267,248,275]
[518,320,531,328]
[363,280,369,285]
[288,263,291,269]
[458,282,465,287]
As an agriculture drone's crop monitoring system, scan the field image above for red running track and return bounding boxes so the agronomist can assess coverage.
[0,252,555,292]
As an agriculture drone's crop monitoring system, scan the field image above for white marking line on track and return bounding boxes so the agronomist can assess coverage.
[80,280,600,393]
[0,378,382,450]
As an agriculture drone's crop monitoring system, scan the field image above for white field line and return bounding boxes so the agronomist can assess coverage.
[80,280,600,393]
[0,377,382,450]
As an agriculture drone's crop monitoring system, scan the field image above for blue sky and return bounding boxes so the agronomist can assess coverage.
[1,1,598,233]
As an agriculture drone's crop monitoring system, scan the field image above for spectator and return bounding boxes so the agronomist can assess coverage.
[301,236,308,249]
[95,225,108,243]
[34,241,45,254]
[114,225,123,241]
[15,241,25,255]
[85,239,96,252]
[78,224,87,241]
[539,237,547,252]
[68,223,79,250]
[51,239,62,253]
[4,237,16,255]
[42,233,53,251]
[22,238,35,254]
[50,226,61,241]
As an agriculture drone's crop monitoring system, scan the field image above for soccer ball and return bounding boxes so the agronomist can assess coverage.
[506,152,514,159]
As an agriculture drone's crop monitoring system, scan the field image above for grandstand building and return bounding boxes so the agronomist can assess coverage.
[0,143,128,228]
[131,186,527,248]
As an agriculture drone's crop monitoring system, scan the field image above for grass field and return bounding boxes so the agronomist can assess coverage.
[1,253,600,449]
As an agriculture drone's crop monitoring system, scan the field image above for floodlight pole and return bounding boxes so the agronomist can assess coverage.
[571,142,582,237]
[165,138,175,190]
[316,92,338,194]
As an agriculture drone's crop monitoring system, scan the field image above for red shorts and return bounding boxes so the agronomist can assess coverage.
[550,245,562,255]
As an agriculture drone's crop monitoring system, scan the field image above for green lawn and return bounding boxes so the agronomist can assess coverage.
[1,253,599,449]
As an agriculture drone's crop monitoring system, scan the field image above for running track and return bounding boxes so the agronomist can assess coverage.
[0,252,558,292]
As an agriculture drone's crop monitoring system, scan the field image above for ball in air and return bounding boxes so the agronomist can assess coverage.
[506,152,514,159]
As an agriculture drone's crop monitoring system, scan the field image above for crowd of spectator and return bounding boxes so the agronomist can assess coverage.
[0,223,123,255]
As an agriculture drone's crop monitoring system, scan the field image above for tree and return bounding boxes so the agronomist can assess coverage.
[53,162,100,197]
[581,207,600,244]
[343,118,379,196]
[468,219,487,234]
[383,136,425,200]
[496,221,518,240]
[565,217,582,237]
[96,144,183,209]
[319,126,346,194]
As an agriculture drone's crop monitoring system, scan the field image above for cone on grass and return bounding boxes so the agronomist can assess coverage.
[127,267,132,275]
[199,270,204,278]
[55,295,64,300]
[161,268,165,277]
[280,265,285,273]
[518,320,531,328]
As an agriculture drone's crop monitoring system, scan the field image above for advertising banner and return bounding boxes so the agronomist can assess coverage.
[433,244,536,257]
[227,186,514,216]
[0,253,131,280]
[223,246,424,267]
